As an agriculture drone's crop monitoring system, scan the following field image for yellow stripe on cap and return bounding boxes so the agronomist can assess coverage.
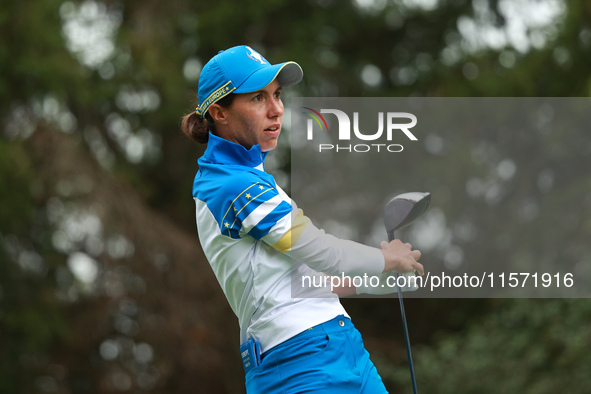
[197,81,236,117]
[272,209,308,253]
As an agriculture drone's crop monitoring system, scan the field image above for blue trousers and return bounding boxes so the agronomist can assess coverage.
[245,315,389,393]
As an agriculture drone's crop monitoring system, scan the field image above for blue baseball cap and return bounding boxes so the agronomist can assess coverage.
[195,45,303,117]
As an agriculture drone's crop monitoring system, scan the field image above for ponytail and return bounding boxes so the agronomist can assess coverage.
[181,112,210,144]
[181,93,237,144]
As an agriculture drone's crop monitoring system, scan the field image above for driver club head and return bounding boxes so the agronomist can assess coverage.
[384,192,431,241]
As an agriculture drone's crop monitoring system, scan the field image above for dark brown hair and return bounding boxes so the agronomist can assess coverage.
[181,93,236,144]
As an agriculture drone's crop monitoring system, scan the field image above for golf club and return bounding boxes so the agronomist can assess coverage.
[383,192,431,394]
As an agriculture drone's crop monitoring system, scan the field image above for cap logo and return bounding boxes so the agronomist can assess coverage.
[246,46,268,65]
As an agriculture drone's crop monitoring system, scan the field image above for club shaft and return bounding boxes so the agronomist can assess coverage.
[390,231,418,394]
[394,274,418,394]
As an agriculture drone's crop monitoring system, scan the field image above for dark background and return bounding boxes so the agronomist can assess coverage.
[1,0,590,393]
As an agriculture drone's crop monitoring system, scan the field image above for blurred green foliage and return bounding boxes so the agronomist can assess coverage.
[379,299,591,393]
[0,140,69,393]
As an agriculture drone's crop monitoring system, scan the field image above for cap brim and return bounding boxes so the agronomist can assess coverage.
[234,61,303,93]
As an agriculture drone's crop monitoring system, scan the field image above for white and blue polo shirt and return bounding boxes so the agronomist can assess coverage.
[193,133,385,353]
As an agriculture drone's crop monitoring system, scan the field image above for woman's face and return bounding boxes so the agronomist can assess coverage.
[213,79,284,152]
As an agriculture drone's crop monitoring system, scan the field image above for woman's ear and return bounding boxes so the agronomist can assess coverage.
[208,104,228,125]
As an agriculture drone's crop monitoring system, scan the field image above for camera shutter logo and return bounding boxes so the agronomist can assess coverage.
[302,107,418,153]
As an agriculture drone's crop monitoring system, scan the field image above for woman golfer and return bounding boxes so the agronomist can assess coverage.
[181,45,423,393]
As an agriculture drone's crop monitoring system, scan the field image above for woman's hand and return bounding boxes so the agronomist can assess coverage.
[380,239,424,275]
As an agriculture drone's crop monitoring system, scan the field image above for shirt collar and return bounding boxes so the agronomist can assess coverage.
[201,132,269,168]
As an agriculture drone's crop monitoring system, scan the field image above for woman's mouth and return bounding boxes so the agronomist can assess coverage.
[264,125,281,136]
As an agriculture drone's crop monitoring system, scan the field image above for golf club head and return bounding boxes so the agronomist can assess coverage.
[384,192,431,241]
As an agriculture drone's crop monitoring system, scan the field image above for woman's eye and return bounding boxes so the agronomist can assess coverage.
[274,91,282,99]
[253,94,263,101]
